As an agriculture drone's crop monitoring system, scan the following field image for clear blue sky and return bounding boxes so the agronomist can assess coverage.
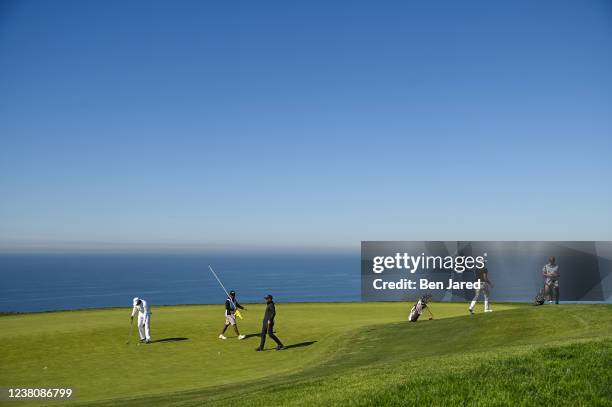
[1,0,611,251]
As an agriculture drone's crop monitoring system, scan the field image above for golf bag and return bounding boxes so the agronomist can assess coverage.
[408,294,432,322]
[533,288,545,306]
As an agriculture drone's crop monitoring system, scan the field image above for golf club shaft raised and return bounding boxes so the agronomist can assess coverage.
[208,265,239,310]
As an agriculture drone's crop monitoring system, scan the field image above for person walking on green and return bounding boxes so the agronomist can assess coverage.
[218,290,246,340]
[256,294,284,351]
[469,263,493,314]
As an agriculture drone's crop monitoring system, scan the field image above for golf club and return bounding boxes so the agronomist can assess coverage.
[208,265,231,299]
[125,319,134,345]
[208,265,243,319]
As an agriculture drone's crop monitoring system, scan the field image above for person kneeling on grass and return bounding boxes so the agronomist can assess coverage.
[131,297,151,344]
[219,290,246,340]
[256,294,284,351]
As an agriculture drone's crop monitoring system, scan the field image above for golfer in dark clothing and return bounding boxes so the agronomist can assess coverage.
[256,294,284,351]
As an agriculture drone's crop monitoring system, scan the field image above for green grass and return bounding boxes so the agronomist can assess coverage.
[0,303,610,406]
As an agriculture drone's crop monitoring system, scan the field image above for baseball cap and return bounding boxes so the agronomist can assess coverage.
[229,290,236,296]
[264,294,273,300]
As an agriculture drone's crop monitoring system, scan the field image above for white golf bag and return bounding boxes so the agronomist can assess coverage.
[408,294,432,322]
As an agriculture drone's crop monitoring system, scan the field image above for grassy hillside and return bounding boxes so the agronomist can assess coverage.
[0,303,610,406]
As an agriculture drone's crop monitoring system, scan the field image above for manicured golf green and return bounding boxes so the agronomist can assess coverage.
[0,303,610,406]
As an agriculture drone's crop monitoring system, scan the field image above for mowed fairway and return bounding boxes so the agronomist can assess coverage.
[0,303,610,406]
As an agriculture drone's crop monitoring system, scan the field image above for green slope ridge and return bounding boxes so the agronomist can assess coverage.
[208,339,612,407]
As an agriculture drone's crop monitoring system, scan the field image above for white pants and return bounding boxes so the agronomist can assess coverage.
[138,313,151,341]
[470,282,491,311]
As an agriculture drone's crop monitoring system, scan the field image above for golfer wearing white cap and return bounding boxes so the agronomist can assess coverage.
[131,297,151,343]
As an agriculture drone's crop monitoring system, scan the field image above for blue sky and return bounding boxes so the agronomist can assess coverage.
[0,0,611,251]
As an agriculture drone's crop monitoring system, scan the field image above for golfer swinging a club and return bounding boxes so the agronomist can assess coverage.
[219,290,246,340]
[256,294,284,351]
[130,297,151,344]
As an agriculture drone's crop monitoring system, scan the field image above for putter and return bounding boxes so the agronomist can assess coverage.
[125,320,134,345]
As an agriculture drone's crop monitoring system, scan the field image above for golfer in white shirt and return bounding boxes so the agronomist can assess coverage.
[131,297,151,343]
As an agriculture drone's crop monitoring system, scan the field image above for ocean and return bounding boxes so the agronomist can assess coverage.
[0,253,360,312]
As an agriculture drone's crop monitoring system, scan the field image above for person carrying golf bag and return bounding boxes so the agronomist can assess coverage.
[408,293,433,322]
[130,297,151,344]
[256,294,284,351]
[219,290,246,340]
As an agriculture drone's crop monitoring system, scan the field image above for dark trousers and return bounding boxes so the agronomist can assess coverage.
[545,284,560,304]
[260,321,283,348]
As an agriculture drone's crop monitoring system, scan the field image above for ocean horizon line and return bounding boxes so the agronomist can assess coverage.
[0,241,359,255]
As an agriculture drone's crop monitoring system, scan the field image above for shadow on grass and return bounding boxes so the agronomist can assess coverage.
[284,341,317,350]
[243,331,283,339]
[150,337,189,343]
[258,341,317,351]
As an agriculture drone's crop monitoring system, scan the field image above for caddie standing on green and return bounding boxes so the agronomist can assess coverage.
[542,256,560,304]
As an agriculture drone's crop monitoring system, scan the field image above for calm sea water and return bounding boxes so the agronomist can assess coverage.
[0,253,359,312]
